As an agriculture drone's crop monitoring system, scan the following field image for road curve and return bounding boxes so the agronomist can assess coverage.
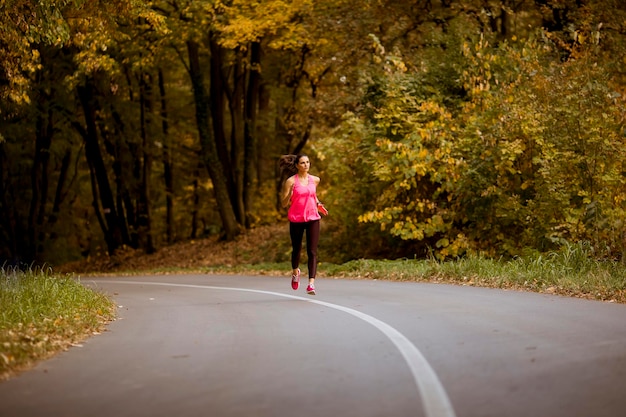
[1,274,625,417]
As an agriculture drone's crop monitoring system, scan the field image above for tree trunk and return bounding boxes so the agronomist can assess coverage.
[230,49,246,224]
[47,148,71,231]
[209,37,239,215]
[76,78,127,254]
[158,68,174,244]
[138,71,155,254]
[28,96,52,261]
[244,41,262,227]
[0,142,20,262]
[190,175,199,239]
[187,40,240,240]
[108,103,134,248]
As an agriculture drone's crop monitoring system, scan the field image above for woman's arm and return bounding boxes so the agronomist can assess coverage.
[312,175,328,215]
[281,176,295,208]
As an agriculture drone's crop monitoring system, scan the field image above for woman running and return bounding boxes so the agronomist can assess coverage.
[280,154,328,295]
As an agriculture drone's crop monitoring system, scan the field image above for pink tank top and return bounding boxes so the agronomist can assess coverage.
[288,175,321,222]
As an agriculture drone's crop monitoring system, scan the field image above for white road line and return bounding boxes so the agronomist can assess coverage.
[92,280,457,417]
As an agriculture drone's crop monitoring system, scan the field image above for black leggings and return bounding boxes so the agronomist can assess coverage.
[289,220,320,279]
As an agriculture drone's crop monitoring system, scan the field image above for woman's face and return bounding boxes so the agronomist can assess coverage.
[297,156,310,173]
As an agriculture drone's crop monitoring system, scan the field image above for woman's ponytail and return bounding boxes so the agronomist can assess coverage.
[279,154,298,177]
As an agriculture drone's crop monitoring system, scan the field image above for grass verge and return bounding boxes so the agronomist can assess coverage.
[0,267,115,380]
[198,242,626,303]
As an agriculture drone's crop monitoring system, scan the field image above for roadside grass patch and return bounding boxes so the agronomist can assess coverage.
[0,267,115,380]
[212,242,626,303]
[321,243,626,302]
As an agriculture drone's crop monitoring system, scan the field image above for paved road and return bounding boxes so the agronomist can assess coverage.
[1,274,626,417]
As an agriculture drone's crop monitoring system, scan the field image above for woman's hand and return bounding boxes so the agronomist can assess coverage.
[317,202,329,216]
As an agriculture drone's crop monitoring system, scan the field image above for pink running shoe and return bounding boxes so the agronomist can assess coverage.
[291,269,300,290]
[306,284,316,295]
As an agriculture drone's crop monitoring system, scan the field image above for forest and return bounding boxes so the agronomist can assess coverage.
[1,0,625,267]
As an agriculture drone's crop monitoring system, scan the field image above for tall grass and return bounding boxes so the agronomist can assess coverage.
[225,242,626,302]
[323,242,626,301]
[0,267,115,380]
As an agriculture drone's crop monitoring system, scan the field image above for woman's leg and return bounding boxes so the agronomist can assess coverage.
[289,222,306,274]
[305,220,320,282]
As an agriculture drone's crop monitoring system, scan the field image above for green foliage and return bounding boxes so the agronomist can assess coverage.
[0,0,74,105]
[332,24,626,260]
[329,30,469,259]
[456,31,626,257]
[316,111,419,262]
[0,267,115,379]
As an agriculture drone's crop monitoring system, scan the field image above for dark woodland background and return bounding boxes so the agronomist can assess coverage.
[1,0,626,267]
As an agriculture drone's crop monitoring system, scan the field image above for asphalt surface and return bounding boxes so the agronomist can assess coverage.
[1,274,626,417]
